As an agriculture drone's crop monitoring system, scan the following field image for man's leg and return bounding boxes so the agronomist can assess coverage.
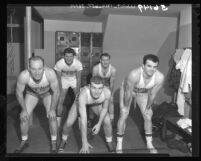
[58,101,78,152]
[15,94,38,153]
[116,86,130,153]
[56,88,68,129]
[108,97,115,126]
[91,105,114,152]
[136,95,157,154]
[43,94,58,153]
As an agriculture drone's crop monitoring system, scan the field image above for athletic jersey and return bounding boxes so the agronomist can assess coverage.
[133,67,156,93]
[26,69,50,96]
[96,63,114,86]
[54,58,83,80]
[79,85,110,106]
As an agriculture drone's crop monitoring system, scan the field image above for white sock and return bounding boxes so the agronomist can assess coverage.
[106,136,112,143]
[51,135,57,141]
[22,135,28,141]
[116,136,123,150]
[62,134,68,141]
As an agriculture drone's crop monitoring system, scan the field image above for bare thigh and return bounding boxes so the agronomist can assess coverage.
[43,94,52,115]
[25,94,39,115]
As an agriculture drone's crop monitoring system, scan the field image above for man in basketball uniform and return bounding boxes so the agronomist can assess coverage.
[92,53,117,126]
[54,47,83,128]
[57,76,114,153]
[116,54,164,154]
[15,56,60,153]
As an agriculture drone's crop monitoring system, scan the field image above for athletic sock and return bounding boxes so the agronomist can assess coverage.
[116,134,123,151]
[145,134,158,153]
[21,135,28,141]
[62,134,69,142]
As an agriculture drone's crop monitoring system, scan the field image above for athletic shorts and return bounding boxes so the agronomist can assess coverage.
[61,76,77,89]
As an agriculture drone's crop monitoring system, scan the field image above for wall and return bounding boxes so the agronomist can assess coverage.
[38,20,102,68]
[24,18,42,68]
[103,14,178,104]
[178,5,192,48]
[7,19,42,95]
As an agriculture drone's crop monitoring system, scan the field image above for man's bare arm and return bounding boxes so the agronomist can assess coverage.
[110,68,117,95]
[16,71,27,111]
[76,70,82,93]
[146,74,164,109]
[123,72,135,108]
[97,91,111,126]
[92,66,98,77]
[78,93,88,146]
[47,69,60,111]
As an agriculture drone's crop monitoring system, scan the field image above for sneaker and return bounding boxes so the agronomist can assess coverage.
[147,143,158,154]
[116,149,123,154]
[58,140,67,153]
[51,141,57,153]
[14,140,29,153]
[106,142,115,153]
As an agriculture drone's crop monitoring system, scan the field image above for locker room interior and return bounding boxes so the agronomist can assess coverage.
[6,4,197,156]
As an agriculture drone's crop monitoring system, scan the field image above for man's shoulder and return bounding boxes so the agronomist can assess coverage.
[110,64,116,72]
[44,67,56,79]
[129,67,141,77]
[104,86,111,98]
[55,58,64,64]
[18,69,29,82]
[93,63,99,69]
[155,70,165,82]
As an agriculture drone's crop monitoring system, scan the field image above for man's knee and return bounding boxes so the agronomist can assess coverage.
[120,108,129,120]
[103,114,112,126]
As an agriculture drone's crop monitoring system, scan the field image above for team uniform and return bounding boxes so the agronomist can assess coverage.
[120,67,158,114]
[117,66,162,153]
[26,68,51,99]
[82,85,110,106]
[54,58,83,89]
[95,63,115,87]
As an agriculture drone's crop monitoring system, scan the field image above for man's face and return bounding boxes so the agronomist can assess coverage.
[29,60,44,81]
[100,56,110,68]
[143,59,158,77]
[90,82,104,99]
[64,52,74,65]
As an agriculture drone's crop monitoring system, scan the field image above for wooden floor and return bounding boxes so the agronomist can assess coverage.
[6,94,192,156]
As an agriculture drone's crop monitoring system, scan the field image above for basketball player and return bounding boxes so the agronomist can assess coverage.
[116,54,164,154]
[15,56,60,153]
[54,47,83,128]
[92,53,117,126]
[57,76,114,153]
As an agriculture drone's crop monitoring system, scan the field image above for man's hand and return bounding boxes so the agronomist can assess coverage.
[79,142,93,153]
[91,123,101,135]
[47,109,56,120]
[20,110,29,122]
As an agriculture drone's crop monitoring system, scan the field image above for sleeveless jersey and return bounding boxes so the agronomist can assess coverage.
[97,63,113,86]
[79,85,110,106]
[26,69,50,95]
[133,67,156,93]
[54,58,83,80]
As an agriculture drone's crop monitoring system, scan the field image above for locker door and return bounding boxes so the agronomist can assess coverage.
[80,32,91,87]
[55,31,81,63]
